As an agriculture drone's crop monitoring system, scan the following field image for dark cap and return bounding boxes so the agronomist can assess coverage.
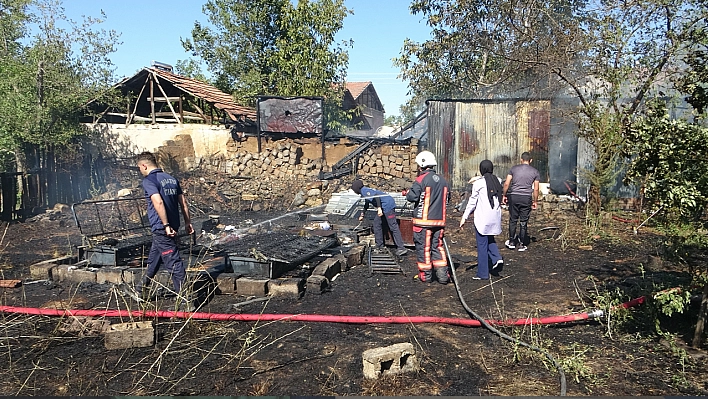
[351,179,364,195]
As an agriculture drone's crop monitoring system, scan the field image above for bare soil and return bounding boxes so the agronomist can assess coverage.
[0,205,707,396]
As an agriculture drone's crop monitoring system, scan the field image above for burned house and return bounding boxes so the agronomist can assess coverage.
[86,62,256,132]
[343,81,386,136]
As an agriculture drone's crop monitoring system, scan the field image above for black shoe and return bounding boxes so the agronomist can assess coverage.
[395,248,409,256]
[492,259,504,271]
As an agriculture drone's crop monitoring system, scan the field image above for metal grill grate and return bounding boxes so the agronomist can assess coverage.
[72,197,152,248]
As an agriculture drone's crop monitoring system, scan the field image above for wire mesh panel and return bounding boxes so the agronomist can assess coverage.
[71,198,151,246]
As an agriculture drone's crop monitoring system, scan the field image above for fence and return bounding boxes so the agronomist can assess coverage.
[0,156,108,222]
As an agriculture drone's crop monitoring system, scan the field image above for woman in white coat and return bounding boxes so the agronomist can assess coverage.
[459,160,504,280]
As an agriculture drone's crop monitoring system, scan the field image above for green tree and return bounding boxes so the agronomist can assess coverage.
[182,0,352,132]
[676,27,708,116]
[625,101,708,349]
[395,0,708,213]
[0,0,119,170]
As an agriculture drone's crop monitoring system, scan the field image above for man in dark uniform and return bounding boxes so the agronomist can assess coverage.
[351,179,408,256]
[405,151,451,284]
[135,152,195,310]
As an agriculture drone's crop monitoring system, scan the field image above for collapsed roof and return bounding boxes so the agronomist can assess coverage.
[86,66,256,129]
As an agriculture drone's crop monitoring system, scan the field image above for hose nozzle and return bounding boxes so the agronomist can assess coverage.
[587,309,604,319]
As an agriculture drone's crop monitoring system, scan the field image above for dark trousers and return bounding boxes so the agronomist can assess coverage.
[475,227,502,279]
[139,230,186,295]
[508,194,532,246]
[413,226,449,283]
[373,210,406,250]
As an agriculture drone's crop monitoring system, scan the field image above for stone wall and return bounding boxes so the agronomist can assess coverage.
[184,137,419,212]
[96,123,421,211]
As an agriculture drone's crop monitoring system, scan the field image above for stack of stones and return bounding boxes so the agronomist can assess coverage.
[355,146,415,179]
[212,142,329,179]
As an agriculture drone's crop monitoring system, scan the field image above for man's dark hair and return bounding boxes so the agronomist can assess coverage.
[136,151,157,166]
[521,152,532,162]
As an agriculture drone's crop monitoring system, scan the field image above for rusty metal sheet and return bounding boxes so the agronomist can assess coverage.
[428,99,552,189]
[427,101,456,181]
[482,101,516,180]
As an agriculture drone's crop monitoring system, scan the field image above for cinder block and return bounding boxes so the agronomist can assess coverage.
[236,277,269,296]
[344,245,366,269]
[51,265,97,284]
[363,342,419,379]
[306,275,328,295]
[105,321,154,350]
[360,234,376,246]
[216,273,237,294]
[67,268,97,284]
[312,257,342,281]
[333,254,347,272]
[29,255,75,280]
[269,278,305,298]
[96,267,128,285]
[30,263,55,280]
[122,268,144,285]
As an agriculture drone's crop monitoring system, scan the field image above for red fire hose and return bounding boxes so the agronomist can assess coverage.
[0,296,644,326]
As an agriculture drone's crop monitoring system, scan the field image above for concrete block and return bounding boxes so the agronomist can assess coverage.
[105,321,154,350]
[312,257,342,281]
[30,263,55,280]
[344,245,366,269]
[268,278,305,298]
[29,255,75,280]
[306,275,328,295]
[363,342,419,379]
[122,268,144,285]
[216,273,237,294]
[51,265,97,284]
[96,267,128,285]
[236,277,269,296]
[360,235,376,246]
[333,254,347,272]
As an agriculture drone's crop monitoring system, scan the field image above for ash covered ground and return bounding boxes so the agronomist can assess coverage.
[0,202,706,396]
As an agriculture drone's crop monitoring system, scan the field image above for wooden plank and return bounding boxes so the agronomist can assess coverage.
[152,72,181,124]
[0,279,22,288]
[146,96,181,102]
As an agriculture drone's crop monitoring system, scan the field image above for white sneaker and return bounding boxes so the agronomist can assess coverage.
[517,244,528,252]
[505,240,516,249]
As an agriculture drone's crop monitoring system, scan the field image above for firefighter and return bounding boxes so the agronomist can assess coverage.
[135,152,195,311]
[404,151,451,284]
[351,179,408,256]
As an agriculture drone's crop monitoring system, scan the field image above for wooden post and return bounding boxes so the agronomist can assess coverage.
[128,75,149,126]
[152,74,181,124]
[149,74,155,125]
[193,103,208,124]
[693,284,708,348]
[179,95,183,122]
[256,98,262,153]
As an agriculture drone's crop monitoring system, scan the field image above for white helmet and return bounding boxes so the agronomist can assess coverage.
[415,151,437,168]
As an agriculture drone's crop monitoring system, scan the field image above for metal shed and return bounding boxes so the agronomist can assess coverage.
[426,98,578,193]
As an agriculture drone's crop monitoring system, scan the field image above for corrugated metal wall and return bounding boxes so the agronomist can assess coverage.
[427,99,553,189]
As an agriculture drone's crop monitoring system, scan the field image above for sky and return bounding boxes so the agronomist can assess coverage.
[60,0,432,117]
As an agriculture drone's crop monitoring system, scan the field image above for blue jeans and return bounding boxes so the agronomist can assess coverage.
[475,227,502,279]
